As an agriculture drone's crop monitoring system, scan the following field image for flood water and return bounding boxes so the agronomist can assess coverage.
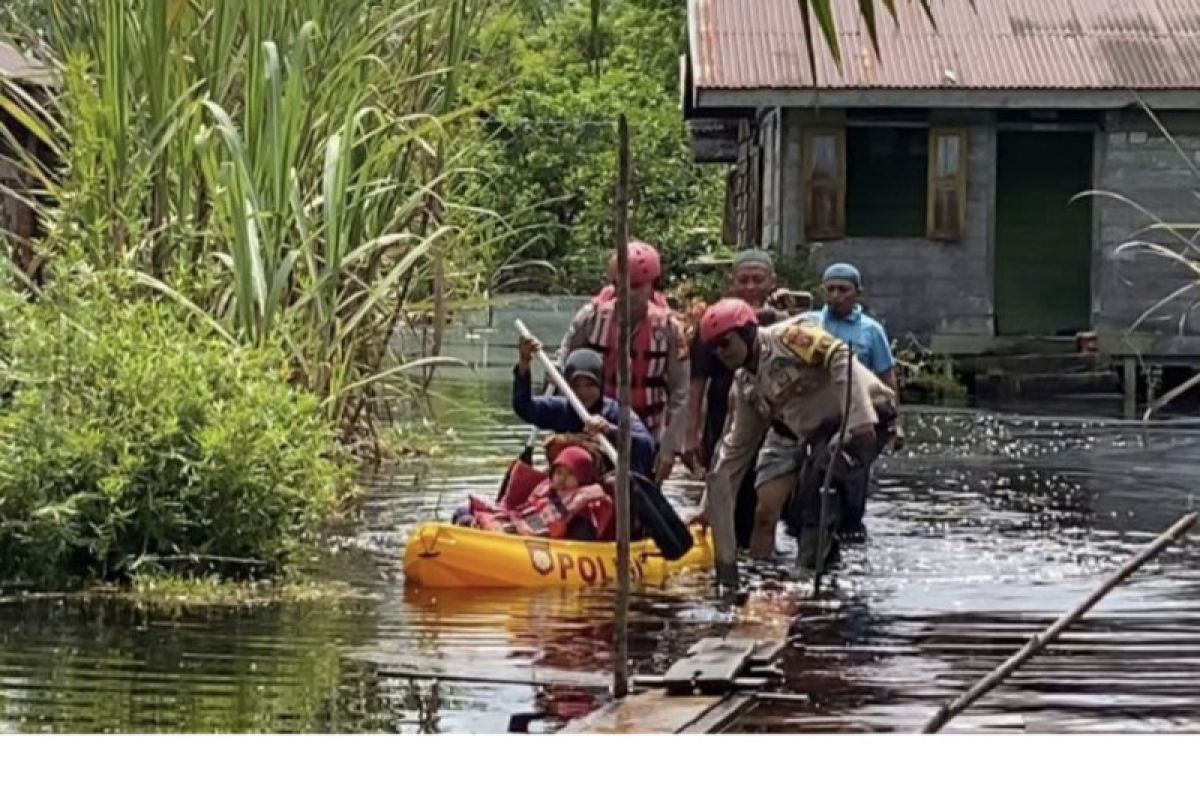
[1,379,1198,733]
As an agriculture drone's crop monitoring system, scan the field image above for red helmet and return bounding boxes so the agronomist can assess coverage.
[699,298,758,345]
[552,445,596,486]
[606,241,661,287]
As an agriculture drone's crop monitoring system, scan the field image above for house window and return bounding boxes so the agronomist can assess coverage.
[804,124,970,242]
[803,129,844,240]
[928,128,968,240]
[726,120,763,247]
[845,127,928,238]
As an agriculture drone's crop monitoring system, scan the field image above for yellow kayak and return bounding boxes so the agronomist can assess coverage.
[403,522,715,589]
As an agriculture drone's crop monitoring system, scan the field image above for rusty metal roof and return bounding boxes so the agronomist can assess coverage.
[689,0,1200,92]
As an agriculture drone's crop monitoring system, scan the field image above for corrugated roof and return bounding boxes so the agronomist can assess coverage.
[690,0,1200,91]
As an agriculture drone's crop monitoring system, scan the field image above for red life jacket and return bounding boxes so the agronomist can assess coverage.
[582,297,673,435]
[469,483,614,540]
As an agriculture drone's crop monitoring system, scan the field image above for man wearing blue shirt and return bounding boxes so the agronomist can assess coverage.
[810,262,903,449]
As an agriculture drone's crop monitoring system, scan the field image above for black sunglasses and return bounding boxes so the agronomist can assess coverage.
[714,333,737,351]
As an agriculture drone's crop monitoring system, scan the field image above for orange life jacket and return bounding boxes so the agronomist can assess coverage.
[592,285,669,309]
[582,297,672,435]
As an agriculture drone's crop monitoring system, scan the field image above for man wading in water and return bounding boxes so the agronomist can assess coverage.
[682,249,788,549]
[696,299,893,584]
[556,241,690,484]
[809,262,903,448]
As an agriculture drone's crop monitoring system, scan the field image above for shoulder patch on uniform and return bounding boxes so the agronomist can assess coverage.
[780,321,842,367]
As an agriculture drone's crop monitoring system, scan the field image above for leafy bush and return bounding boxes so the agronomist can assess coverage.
[894,338,968,403]
[0,280,346,587]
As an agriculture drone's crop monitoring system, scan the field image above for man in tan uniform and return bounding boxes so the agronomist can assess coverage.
[696,298,894,587]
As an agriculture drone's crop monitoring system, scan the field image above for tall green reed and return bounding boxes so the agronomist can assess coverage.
[0,0,500,439]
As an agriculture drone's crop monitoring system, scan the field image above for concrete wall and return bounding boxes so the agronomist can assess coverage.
[1094,109,1200,348]
[771,109,995,344]
[391,294,592,382]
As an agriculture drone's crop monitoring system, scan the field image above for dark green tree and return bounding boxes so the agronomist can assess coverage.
[462,0,725,294]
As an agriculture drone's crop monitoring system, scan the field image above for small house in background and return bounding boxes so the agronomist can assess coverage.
[0,40,51,277]
[683,0,1200,409]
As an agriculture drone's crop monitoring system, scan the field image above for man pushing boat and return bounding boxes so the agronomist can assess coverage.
[554,241,690,483]
[696,298,895,586]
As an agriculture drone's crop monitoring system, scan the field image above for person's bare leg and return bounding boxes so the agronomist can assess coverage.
[750,474,796,559]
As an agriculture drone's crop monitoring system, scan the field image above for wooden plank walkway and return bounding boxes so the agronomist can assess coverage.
[561,591,803,734]
[560,691,757,734]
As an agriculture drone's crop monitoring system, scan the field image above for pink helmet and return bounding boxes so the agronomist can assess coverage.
[606,241,661,287]
[699,298,758,345]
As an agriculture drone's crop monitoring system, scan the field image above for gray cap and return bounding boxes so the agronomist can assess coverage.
[564,349,604,386]
[732,248,774,273]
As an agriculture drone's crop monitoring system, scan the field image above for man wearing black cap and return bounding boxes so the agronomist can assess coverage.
[513,335,656,479]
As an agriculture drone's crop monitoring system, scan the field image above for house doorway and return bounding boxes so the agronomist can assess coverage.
[994,131,1093,336]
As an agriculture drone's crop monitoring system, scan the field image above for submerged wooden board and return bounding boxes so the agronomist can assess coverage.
[663,637,758,695]
[560,590,801,734]
[560,692,722,734]
[677,693,758,734]
[560,691,756,734]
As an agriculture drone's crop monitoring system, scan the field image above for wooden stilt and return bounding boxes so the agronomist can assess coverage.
[613,114,632,700]
[1122,357,1138,419]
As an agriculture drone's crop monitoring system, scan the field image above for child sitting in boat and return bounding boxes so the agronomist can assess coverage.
[454,446,614,541]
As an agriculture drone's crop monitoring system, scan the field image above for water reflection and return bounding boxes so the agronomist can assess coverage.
[0,381,1198,732]
[733,411,1200,733]
[0,595,399,733]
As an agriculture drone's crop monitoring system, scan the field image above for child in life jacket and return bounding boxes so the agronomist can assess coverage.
[454,446,614,541]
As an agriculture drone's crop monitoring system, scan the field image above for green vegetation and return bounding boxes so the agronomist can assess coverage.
[123,574,365,613]
[894,338,968,403]
[0,276,345,588]
[0,1,495,587]
[458,0,907,294]
[461,0,725,293]
[2,0,486,435]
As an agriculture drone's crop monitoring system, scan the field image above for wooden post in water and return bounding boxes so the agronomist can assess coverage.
[613,114,632,700]
[922,510,1198,733]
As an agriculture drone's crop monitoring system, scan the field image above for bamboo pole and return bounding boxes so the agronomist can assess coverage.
[921,510,1198,733]
[1143,368,1200,422]
[613,114,632,700]
[810,343,854,594]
